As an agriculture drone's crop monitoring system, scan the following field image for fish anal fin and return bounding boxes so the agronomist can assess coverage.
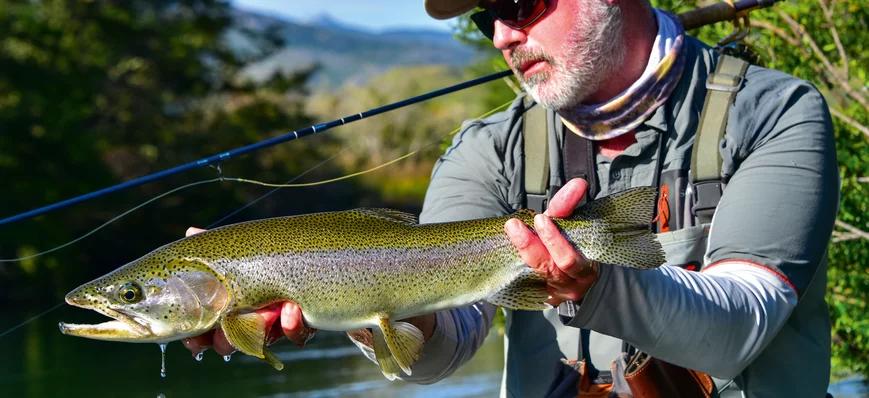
[485,268,552,311]
[377,317,424,376]
[221,312,284,370]
[372,326,402,380]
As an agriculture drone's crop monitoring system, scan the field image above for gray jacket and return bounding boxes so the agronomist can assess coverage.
[357,36,839,398]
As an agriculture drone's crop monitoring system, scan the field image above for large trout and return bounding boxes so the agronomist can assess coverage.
[59,186,665,380]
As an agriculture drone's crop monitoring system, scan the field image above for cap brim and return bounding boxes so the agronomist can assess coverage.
[424,0,480,20]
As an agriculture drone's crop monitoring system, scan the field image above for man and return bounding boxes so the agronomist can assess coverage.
[185,0,839,396]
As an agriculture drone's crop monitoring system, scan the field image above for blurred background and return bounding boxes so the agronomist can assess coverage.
[0,0,866,396]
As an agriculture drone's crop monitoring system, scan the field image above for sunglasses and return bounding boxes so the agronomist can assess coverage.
[471,0,550,40]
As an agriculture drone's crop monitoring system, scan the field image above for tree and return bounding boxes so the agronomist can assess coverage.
[0,0,358,302]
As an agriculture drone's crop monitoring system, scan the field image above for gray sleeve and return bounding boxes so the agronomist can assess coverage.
[560,71,838,378]
[561,262,798,379]
[711,68,840,293]
[351,108,524,383]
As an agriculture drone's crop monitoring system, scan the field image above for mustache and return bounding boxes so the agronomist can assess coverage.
[510,47,554,74]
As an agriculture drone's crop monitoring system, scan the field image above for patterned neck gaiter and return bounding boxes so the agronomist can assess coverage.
[562,10,687,141]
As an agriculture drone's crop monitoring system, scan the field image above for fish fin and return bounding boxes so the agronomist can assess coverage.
[221,312,278,367]
[508,208,537,222]
[377,317,424,376]
[372,326,402,380]
[355,208,418,225]
[262,347,284,371]
[568,186,666,269]
[485,267,552,311]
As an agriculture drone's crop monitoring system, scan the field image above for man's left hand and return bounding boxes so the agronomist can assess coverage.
[504,178,600,306]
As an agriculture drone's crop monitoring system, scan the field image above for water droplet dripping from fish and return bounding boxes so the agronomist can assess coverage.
[223,354,232,362]
[195,352,204,362]
[159,343,167,378]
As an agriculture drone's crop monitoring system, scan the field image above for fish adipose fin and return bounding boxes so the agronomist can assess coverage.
[374,317,424,379]
[221,312,285,371]
[567,186,667,269]
[485,267,552,310]
[372,326,403,380]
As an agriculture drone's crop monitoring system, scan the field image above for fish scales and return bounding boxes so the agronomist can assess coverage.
[197,211,535,329]
[59,186,666,379]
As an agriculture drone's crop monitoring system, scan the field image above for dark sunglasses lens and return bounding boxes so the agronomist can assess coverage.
[493,0,544,28]
[471,11,495,40]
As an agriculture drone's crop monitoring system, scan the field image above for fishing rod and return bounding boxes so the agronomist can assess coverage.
[0,0,782,228]
[0,70,512,227]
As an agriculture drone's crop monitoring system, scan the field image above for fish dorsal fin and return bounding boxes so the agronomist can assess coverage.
[507,208,537,225]
[355,208,419,225]
[221,312,284,370]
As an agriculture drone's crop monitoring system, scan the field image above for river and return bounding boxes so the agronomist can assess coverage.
[1,306,865,397]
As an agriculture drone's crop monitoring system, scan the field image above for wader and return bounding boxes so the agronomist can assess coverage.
[519,55,750,398]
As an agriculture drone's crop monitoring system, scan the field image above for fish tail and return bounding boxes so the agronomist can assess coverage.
[561,186,666,269]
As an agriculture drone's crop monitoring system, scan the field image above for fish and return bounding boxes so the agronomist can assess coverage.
[59,186,665,380]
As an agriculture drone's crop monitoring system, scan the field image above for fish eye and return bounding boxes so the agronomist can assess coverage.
[118,282,143,303]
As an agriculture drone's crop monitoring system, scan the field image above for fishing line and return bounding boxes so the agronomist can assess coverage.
[0,99,513,339]
[207,149,346,229]
[0,179,221,263]
[0,99,512,263]
[0,302,65,339]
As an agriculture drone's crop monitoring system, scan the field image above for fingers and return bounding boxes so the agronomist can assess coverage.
[186,227,207,237]
[212,328,234,355]
[505,218,553,272]
[280,301,317,347]
[534,215,595,281]
[544,178,588,218]
[182,332,214,357]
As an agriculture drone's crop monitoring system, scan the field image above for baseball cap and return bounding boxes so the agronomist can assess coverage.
[423,0,481,19]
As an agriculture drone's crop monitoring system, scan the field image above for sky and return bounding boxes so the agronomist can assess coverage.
[231,0,455,32]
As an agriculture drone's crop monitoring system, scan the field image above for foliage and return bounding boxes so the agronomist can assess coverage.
[455,0,869,380]
[305,64,516,206]
[0,0,373,302]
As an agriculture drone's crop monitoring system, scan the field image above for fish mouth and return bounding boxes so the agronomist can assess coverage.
[59,299,154,341]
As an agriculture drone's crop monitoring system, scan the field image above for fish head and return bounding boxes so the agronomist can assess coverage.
[59,253,231,343]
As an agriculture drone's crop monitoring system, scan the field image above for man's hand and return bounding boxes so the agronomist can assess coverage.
[504,179,600,306]
[180,227,317,358]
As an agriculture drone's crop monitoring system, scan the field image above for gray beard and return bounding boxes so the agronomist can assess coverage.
[516,1,627,111]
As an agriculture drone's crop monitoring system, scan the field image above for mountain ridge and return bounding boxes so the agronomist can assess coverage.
[229,8,481,89]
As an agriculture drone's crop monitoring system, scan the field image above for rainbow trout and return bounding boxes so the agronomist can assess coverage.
[59,186,665,380]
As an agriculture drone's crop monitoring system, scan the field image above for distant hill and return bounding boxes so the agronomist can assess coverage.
[228,9,483,89]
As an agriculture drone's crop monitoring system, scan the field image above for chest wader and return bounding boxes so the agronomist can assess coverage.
[521,55,749,398]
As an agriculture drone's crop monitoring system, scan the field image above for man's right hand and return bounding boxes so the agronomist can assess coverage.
[180,227,318,358]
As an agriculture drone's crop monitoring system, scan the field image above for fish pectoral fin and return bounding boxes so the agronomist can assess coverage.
[372,326,403,381]
[221,312,285,370]
[485,268,552,311]
[377,317,424,377]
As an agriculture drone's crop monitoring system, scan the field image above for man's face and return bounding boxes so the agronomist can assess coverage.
[494,0,626,110]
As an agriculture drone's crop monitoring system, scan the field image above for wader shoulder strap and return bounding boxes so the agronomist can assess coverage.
[563,126,598,206]
[690,55,749,224]
[523,98,600,214]
[523,99,550,213]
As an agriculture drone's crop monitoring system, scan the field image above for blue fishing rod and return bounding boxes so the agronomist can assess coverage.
[0,70,514,227]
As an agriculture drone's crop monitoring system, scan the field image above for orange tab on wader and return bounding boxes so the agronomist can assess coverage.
[577,360,614,397]
[652,185,670,232]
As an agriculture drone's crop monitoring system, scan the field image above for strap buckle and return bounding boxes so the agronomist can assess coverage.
[526,193,549,214]
[706,72,744,92]
[691,180,723,222]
